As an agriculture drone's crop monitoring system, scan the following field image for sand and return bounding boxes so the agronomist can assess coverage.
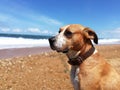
[0,45,120,90]
[0,47,51,59]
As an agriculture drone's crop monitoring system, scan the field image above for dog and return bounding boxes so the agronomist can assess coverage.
[49,24,120,90]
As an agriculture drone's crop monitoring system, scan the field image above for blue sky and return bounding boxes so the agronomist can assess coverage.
[0,0,120,38]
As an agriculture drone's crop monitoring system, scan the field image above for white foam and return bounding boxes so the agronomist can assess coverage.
[0,37,120,49]
[98,39,120,44]
[0,37,49,49]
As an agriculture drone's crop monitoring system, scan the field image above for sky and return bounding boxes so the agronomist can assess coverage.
[0,0,120,38]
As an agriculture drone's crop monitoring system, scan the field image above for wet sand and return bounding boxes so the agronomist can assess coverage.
[0,45,120,90]
[0,47,51,59]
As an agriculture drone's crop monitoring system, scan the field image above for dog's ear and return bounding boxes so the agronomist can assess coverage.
[83,27,98,44]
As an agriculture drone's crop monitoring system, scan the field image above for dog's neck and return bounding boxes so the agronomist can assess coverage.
[66,44,93,59]
[66,44,97,65]
[66,50,81,59]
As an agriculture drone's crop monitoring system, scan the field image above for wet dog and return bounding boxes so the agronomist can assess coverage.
[49,24,120,90]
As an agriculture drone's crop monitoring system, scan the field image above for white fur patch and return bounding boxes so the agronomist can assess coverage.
[93,49,98,54]
[55,33,66,48]
[70,66,80,90]
[55,25,70,49]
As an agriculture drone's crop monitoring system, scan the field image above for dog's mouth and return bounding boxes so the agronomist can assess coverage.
[56,48,69,53]
[49,44,69,53]
[49,42,56,50]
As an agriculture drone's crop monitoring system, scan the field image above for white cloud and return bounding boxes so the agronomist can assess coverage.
[27,28,55,35]
[113,28,120,33]
[99,27,120,38]
[0,28,10,32]
[0,13,63,35]
[39,16,63,26]
[27,28,40,33]
[0,3,63,35]
[41,30,49,34]
[12,28,21,33]
[105,27,120,34]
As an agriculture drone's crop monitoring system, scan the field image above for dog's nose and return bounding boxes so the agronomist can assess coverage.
[48,36,56,50]
[49,36,56,43]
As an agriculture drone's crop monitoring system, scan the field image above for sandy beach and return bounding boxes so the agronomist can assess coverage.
[0,47,51,59]
[0,45,120,90]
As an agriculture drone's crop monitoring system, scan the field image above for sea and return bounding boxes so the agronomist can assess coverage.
[0,33,120,49]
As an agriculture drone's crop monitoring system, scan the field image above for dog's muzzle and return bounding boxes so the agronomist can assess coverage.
[48,36,69,53]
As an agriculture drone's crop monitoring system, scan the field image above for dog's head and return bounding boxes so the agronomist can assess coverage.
[49,24,98,53]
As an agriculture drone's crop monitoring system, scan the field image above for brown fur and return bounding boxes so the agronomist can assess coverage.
[79,53,120,90]
[49,24,120,90]
[62,24,120,90]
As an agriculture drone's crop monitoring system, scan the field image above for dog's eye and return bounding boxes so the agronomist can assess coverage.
[58,30,61,33]
[64,30,72,38]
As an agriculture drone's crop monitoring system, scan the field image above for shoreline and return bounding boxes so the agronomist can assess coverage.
[0,44,120,59]
[0,47,51,59]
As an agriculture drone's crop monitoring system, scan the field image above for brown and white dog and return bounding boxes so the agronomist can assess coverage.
[49,24,120,90]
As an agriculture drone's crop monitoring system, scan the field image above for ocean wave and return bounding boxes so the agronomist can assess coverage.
[98,39,120,44]
[0,37,120,49]
[0,37,49,49]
